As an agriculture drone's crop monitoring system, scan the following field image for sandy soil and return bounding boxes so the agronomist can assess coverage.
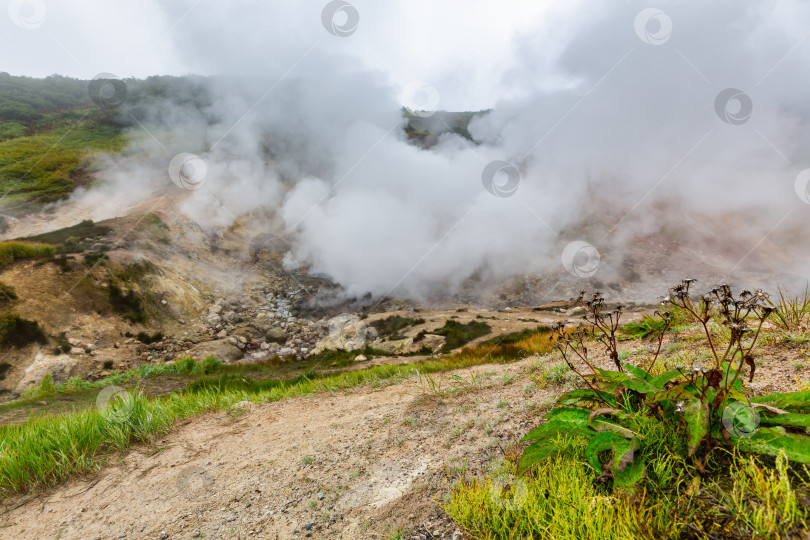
[0,358,551,540]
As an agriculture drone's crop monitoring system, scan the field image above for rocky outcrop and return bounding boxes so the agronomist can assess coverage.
[312,314,368,353]
[13,353,77,395]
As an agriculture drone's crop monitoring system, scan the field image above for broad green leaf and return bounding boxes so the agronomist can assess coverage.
[647,383,696,404]
[726,388,747,402]
[543,407,591,425]
[590,419,638,439]
[722,401,760,439]
[521,407,593,443]
[613,455,646,496]
[591,367,656,393]
[623,363,653,382]
[683,398,709,456]
[734,428,810,463]
[621,378,657,394]
[650,370,682,391]
[584,432,644,494]
[589,371,632,383]
[756,390,810,412]
[760,413,810,428]
[585,431,626,472]
[517,441,561,474]
[520,423,594,443]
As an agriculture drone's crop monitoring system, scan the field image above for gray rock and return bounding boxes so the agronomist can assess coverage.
[186,338,243,363]
[312,314,367,353]
[266,328,286,342]
[14,353,78,394]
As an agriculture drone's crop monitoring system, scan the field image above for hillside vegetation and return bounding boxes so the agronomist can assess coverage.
[0,73,485,215]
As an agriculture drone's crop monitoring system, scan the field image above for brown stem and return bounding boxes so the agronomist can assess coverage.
[728,317,765,391]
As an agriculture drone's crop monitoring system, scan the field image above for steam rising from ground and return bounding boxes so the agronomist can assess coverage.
[77,0,810,299]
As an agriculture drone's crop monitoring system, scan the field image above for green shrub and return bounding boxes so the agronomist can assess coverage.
[514,283,810,538]
[135,331,163,344]
[370,315,425,340]
[108,282,146,323]
[0,312,47,347]
[480,326,550,347]
[434,319,491,352]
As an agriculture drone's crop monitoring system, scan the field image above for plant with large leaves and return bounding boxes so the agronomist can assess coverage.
[519,281,810,495]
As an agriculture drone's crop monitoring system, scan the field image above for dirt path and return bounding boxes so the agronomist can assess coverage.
[0,358,550,539]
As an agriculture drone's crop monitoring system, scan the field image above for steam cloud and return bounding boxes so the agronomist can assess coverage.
[74,0,810,300]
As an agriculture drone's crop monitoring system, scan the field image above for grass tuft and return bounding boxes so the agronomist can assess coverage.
[0,242,55,268]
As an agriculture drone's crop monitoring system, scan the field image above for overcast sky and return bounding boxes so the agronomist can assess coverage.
[0,0,571,110]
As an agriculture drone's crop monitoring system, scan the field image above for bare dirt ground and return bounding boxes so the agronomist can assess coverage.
[1,318,809,540]
[0,358,553,540]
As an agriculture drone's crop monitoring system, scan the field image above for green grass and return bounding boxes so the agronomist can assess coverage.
[621,316,669,340]
[435,319,492,352]
[16,356,223,403]
[0,241,55,268]
[446,446,809,539]
[0,111,125,212]
[0,347,547,496]
[446,455,678,539]
[769,286,810,332]
[0,281,17,303]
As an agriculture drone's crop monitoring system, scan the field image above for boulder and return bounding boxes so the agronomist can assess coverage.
[186,338,243,363]
[265,328,286,343]
[312,314,367,353]
[14,353,77,395]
